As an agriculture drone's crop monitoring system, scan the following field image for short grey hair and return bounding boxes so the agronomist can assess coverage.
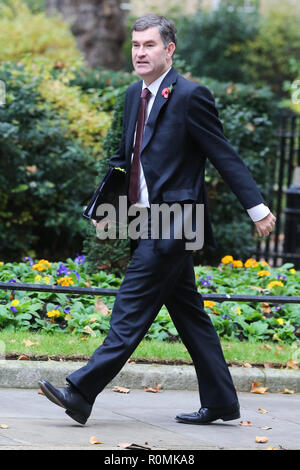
[132,14,177,47]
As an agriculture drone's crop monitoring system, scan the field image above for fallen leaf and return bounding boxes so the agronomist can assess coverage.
[242,363,252,368]
[261,344,272,350]
[25,165,37,174]
[97,264,110,270]
[250,286,267,293]
[145,383,162,393]
[239,421,252,426]
[255,436,269,443]
[246,122,255,132]
[8,340,16,343]
[266,446,279,450]
[282,388,295,394]
[22,339,39,347]
[226,84,235,94]
[260,302,271,314]
[94,297,110,316]
[261,426,272,430]
[85,280,92,288]
[258,408,269,414]
[89,436,102,445]
[251,382,268,394]
[17,354,30,361]
[276,345,284,350]
[286,358,299,369]
[113,386,130,394]
[82,325,96,337]
[117,442,151,450]
[38,391,44,395]
[0,424,8,429]
[264,363,273,368]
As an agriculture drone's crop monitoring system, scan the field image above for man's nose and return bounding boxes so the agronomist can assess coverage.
[136,47,146,56]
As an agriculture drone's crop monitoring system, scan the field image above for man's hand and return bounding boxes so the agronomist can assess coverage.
[254,212,276,237]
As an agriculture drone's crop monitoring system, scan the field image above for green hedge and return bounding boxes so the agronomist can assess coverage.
[0,62,101,261]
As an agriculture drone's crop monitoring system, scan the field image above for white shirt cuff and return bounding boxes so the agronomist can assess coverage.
[247,204,270,222]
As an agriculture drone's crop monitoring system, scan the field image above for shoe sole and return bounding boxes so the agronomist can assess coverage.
[38,381,87,425]
[175,411,241,424]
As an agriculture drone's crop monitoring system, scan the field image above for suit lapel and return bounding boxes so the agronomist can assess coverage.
[141,67,178,155]
[125,80,142,159]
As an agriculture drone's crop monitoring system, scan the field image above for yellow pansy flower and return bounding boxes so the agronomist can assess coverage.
[204,300,216,308]
[276,318,284,325]
[259,261,270,267]
[232,260,243,268]
[236,307,241,315]
[57,276,74,286]
[257,270,271,277]
[11,299,20,307]
[32,259,51,272]
[267,281,284,290]
[289,269,296,274]
[0,261,3,266]
[39,259,51,267]
[47,309,61,318]
[221,255,233,264]
[35,274,42,281]
[32,263,46,271]
[245,258,258,268]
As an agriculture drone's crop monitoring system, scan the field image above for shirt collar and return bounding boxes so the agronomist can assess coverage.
[142,67,172,97]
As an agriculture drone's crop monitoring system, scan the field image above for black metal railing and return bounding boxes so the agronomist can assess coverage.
[255,112,300,267]
[1,281,299,304]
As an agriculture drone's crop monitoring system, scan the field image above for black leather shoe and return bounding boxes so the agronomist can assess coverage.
[38,380,92,425]
[175,403,240,424]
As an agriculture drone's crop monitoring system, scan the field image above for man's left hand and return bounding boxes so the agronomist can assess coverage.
[254,212,276,237]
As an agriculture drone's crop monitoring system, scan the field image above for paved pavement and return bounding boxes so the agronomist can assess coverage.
[0,388,300,450]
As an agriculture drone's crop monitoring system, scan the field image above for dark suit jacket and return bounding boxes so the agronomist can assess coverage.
[108,66,265,255]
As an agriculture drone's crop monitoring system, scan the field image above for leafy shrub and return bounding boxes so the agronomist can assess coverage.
[0,61,111,261]
[174,3,259,84]
[0,0,81,66]
[244,0,300,97]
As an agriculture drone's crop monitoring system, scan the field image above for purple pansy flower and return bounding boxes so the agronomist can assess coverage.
[74,254,86,264]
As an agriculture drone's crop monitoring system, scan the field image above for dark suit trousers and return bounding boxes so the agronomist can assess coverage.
[66,212,238,408]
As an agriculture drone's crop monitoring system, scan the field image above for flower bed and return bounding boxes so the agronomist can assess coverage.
[0,255,299,343]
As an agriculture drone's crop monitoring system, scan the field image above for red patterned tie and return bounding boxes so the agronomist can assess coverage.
[129,87,152,205]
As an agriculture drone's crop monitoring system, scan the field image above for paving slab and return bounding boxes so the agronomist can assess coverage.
[0,388,299,450]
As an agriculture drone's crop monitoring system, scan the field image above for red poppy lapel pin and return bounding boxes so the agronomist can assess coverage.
[161,84,173,99]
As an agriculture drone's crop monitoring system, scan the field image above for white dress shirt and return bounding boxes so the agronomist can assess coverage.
[131,68,270,222]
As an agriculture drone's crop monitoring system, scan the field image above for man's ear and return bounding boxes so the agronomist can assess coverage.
[167,42,176,60]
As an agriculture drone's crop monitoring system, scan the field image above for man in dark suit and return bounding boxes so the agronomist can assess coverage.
[38,14,276,426]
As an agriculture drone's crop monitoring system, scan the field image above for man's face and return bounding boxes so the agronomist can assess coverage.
[131,27,175,84]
